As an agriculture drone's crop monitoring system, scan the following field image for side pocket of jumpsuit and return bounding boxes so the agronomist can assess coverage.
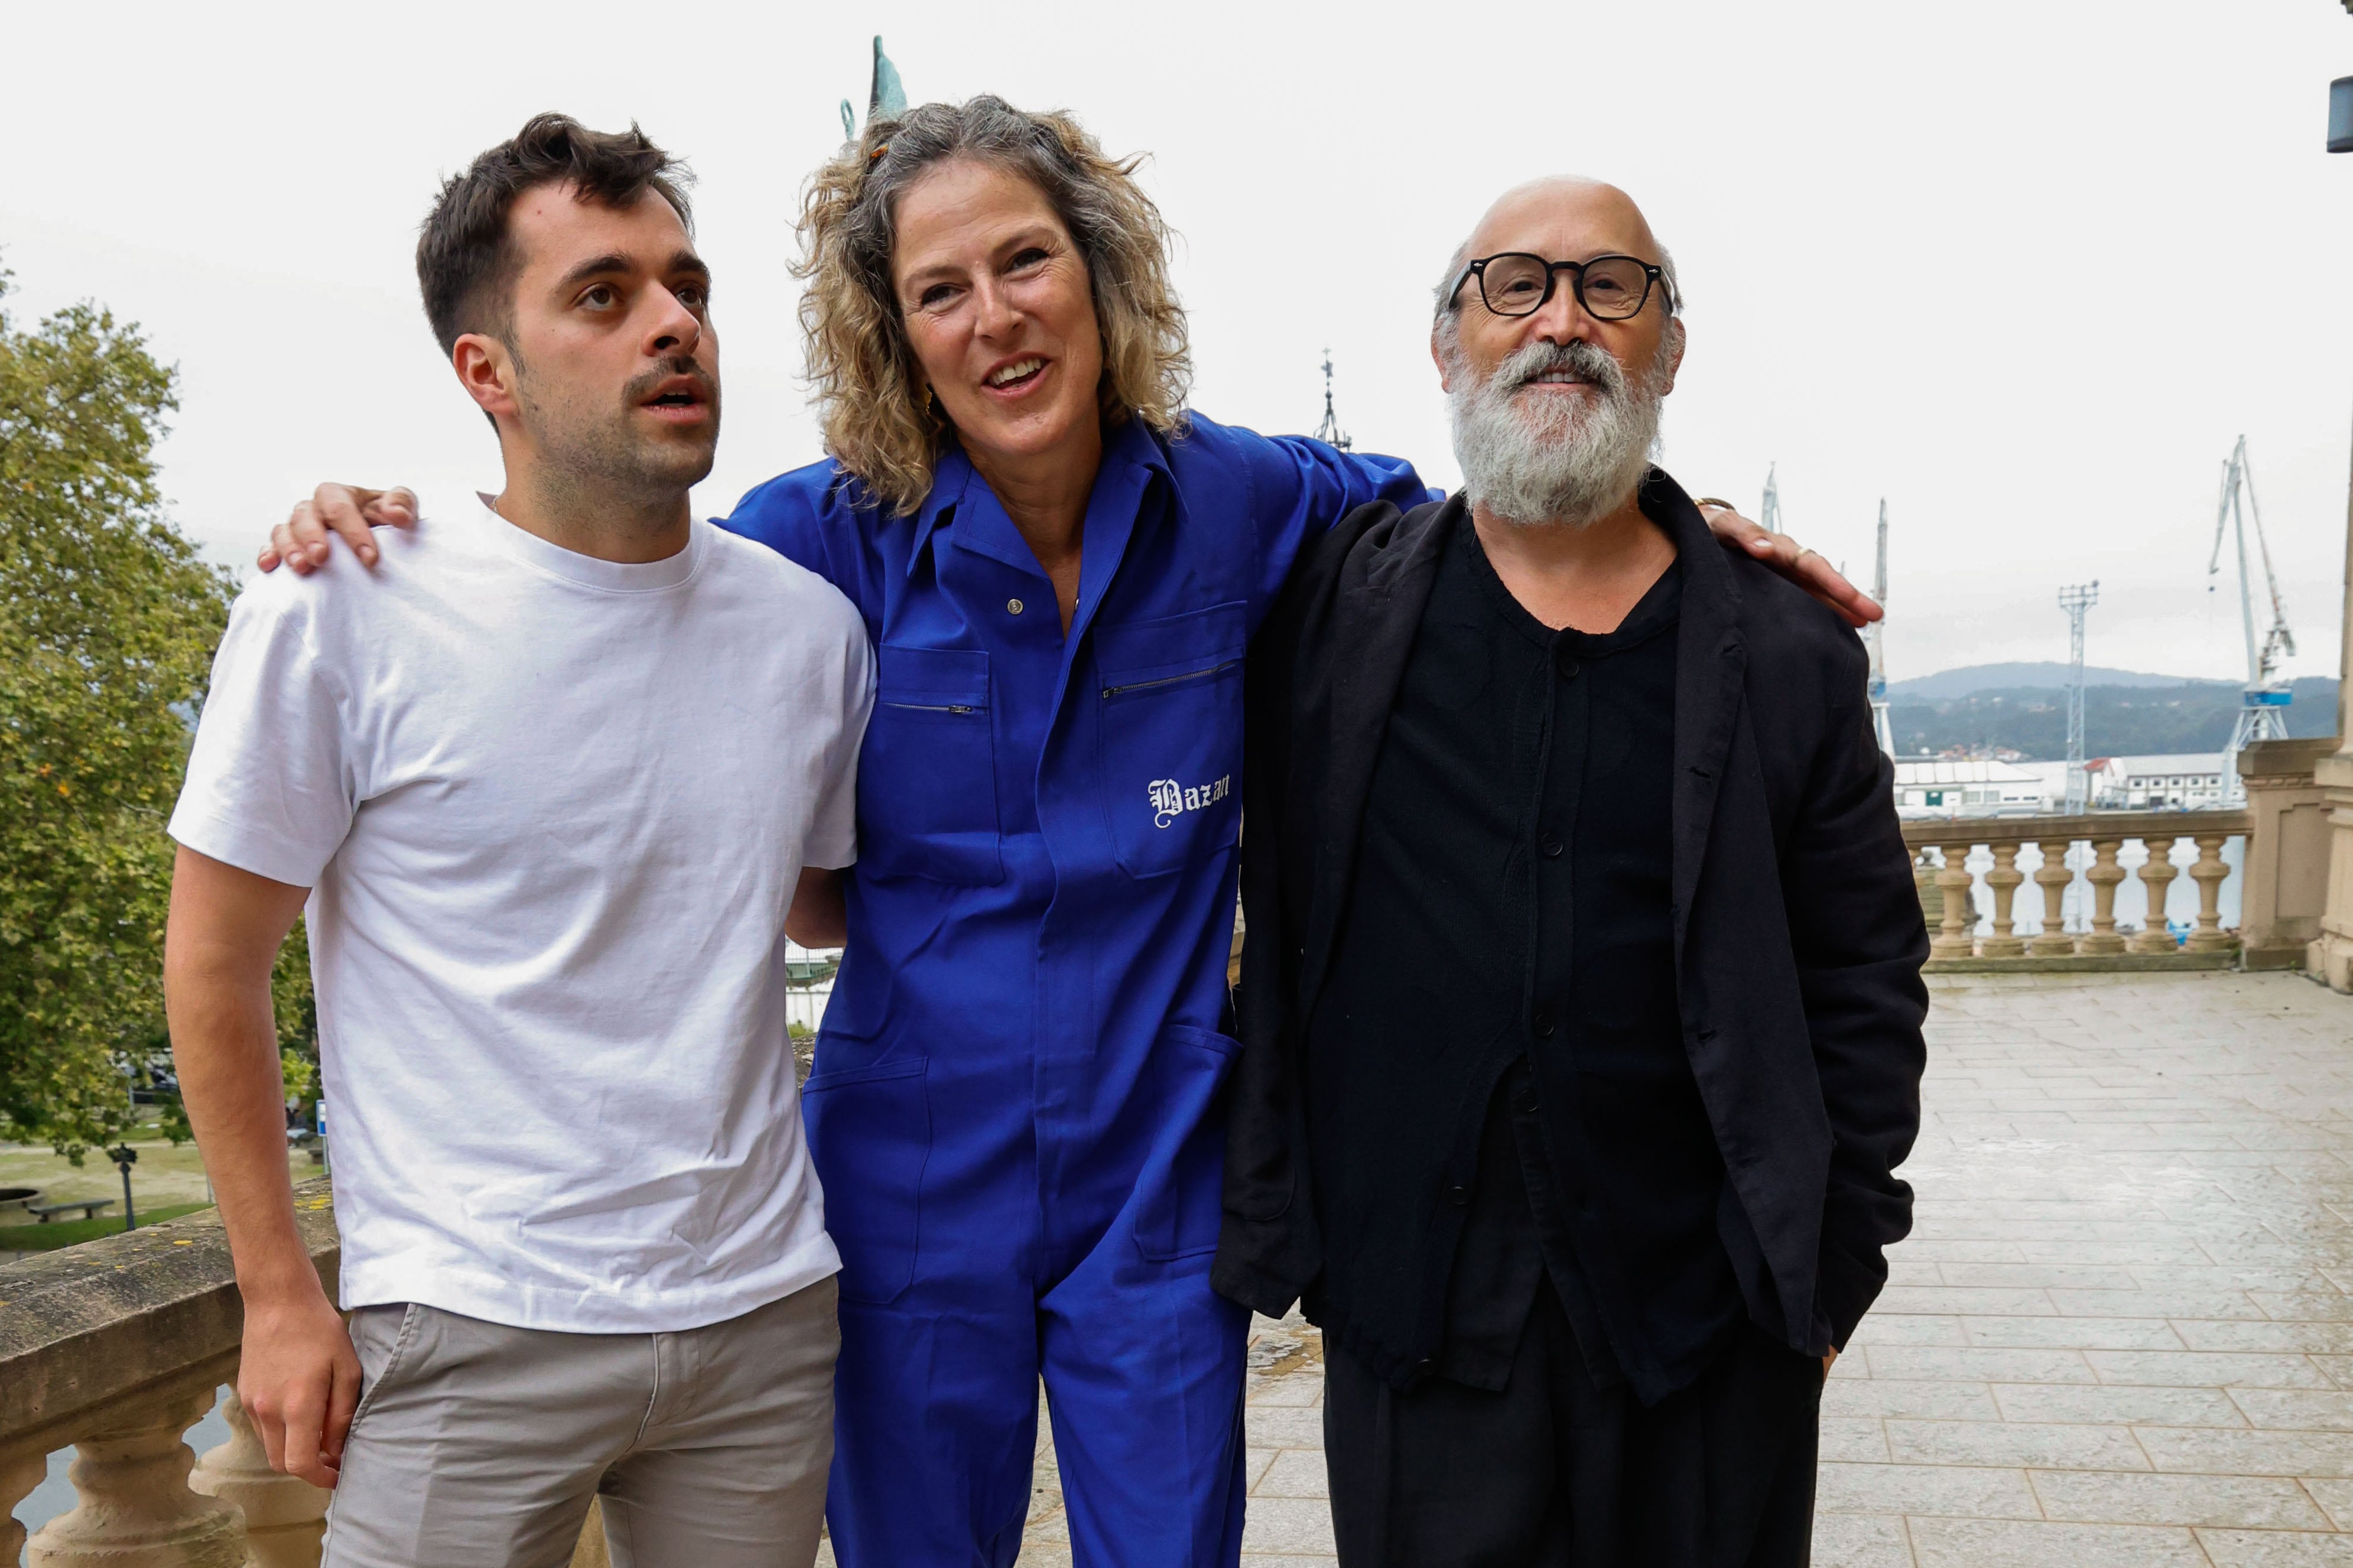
[1135,1026,1246,1262]
[801,1056,931,1304]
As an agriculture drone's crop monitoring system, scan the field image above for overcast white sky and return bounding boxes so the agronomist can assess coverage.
[4,1,2350,687]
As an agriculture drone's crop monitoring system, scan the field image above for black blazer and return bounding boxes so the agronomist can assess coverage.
[1214,473,1929,1365]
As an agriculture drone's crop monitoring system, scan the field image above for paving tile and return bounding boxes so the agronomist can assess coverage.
[2087,1349,2335,1388]
[1238,1497,1338,1556]
[2050,1288,2269,1319]
[1811,1512,1916,1568]
[2260,1293,2353,1322]
[2228,1387,2353,1429]
[1939,1262,2144,1290]
[2303,1477,2353,1531]
[1904,1517,2209,1567]
[1819,1417,1892,1462]
[2132,1426,2353,1478]
[1850,1313,1968,1346]
[1250,1450,1327,1499]
[1958,1315,2185,1351]
[1884,1418,2149,1470]
[1863,1345,2097,1384]
[1990,1381,2248,1427]
[2197,1530,2353,1565]
[1814,1460,2040,1518]
[1822,1378,2004,1421]
[1874,1286,2060,1316]
[2028,1468,2331,1528]
[2175,1320,2353,1354]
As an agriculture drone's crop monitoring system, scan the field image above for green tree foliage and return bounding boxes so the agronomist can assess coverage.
[0,266,280,1154]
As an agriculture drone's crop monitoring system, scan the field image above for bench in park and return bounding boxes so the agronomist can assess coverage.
[28,1198,115,1224]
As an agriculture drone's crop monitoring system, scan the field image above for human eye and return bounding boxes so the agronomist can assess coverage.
[1007,246,1050,274]
[578,282,620,311]
[916,281,960,310]
[674,279,710,311]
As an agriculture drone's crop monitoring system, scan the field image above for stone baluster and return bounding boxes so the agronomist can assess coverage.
[1980,842,2027,958]
[27,1381,248,1568]
[2027,838,2078,957]
[1929,842,1978,960]
[2185,833,2236,952]
[2131,837,2183,954]
[191,1386,330,1568]
[2078,838,2129,955]
[5,1446,48,1568]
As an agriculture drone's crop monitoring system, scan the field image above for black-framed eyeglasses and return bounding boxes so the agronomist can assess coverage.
[1447,253,1672,321]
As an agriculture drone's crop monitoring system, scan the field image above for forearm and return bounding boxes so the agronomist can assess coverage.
[169,965,320,1303]
[165,849,322,1307]
[786,866,848,949]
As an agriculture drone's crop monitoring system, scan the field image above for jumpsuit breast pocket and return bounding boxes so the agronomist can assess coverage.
[1094,602,1246,879]
[857,646,1002,885]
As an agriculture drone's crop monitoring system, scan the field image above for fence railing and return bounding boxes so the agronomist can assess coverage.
[1900,809,2250,970]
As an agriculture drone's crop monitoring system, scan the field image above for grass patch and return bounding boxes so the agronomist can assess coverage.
[0,1202,213,1253]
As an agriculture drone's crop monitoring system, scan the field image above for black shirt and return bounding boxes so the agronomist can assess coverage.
[1308,508,1744,1403]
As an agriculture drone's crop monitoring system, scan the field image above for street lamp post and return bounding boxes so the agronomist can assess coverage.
[108,1143,138,1232]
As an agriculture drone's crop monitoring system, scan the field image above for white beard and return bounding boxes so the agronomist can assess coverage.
[1445,334,1669,529]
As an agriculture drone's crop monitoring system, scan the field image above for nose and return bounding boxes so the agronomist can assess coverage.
[643,284,703,359]
[970,274,1022,341]
[1526,269,1601,347]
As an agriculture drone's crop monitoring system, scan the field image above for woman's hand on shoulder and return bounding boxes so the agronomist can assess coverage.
[259,484,418,575]
[1695,502,1883,629]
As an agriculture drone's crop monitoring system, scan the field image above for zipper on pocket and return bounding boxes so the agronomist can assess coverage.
[1101,659,1240,700]
[882,700,977,714]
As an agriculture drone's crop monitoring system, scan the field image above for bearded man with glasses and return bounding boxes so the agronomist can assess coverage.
[1215,177,1929,1567]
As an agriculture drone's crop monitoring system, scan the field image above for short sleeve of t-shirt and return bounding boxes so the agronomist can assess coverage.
[800,601,876,871]
[168,587,355,889]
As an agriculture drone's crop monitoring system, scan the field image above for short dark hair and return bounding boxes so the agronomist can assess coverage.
[415,113,693,356]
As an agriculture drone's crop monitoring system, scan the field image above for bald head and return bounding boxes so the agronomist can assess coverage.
[1435,175,1678,319]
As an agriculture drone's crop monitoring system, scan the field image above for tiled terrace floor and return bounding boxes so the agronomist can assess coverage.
[834,971,2353,1566]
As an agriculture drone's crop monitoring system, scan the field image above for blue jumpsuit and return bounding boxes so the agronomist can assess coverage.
[724,414,1428,1567]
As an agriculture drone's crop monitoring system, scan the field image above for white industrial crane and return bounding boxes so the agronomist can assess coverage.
[2207,435,2296,802]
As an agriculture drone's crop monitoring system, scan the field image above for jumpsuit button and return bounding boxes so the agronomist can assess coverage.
[1447,1183,1471,1206]
[1539,832,1564,858]
[1513,1086,1540,1114]
[1557,650,1583,678]
[1006,597,1025,615]
[1533,1013,1556,1038]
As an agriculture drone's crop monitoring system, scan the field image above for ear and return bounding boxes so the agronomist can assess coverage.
[452,333,521,424]
[1430,323,1452,393]
[1658,318,1687,396]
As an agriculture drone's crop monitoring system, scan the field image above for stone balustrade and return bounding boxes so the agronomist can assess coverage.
[1900,808,2251,971]
[1,1183,339,1567]
[2,1180,625,1566]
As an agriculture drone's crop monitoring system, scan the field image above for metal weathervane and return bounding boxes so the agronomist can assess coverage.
[841,35,908,140]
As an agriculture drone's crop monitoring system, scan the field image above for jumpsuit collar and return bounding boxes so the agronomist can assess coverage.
[906,421,1171,598]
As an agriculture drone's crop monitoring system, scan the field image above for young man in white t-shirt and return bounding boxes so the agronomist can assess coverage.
[164,115,872,1568]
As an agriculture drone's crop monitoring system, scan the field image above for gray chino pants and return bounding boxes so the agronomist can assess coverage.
[323,1275,838,1568]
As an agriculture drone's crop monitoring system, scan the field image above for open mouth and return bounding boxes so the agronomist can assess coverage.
[984,356,1048,393]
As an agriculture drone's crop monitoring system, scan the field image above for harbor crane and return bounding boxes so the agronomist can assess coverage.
[2206,435,2296,801]
[1866,500,1893,755]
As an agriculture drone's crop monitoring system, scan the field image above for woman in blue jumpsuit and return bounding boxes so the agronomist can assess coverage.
[269,96,1857,1568]
[720,99,1430,1567]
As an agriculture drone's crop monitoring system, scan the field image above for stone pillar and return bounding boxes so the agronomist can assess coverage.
[2079,839,2129,955]
[28,1381,248,1568]
[2027,839,2078,958]
[190,1386,329,1568]
[2186,833,2236,953]
[1930,842,1977,961]
[2310,400,2353,989]
[1981,842,2027,958]
[2131,837,2183,954]
[4,1447,48,1568]
[2239,739,2335,968]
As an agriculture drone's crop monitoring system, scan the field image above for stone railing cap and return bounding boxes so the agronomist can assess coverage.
[1901,808,2253,847]
[0,1177,336,1452]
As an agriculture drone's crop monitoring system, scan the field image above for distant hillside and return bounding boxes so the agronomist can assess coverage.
[1889,663,2228,701]
[1889,675,2338,759]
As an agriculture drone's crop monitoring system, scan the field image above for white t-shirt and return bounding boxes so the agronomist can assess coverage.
[170,493,874,1333]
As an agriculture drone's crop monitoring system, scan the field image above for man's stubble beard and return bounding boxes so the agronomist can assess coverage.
[1444,329,1676,530]
[515,354,722,515]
